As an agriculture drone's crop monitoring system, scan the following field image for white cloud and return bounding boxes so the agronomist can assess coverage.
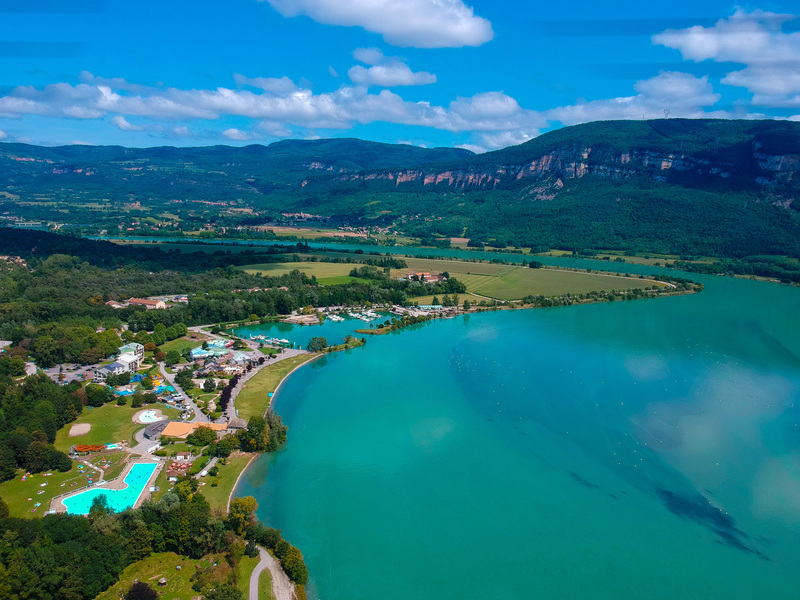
[262,0,493,48]
[348,47,436,87]
[546,72,722,125]
[328,65,339,78]
[234,74,300,94]
[222,128,248,140]
[0,129,6,140]
[654,9,800,107]
[111,115,142,131]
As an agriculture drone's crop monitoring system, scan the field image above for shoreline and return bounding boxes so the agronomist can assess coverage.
[227,452,258,513]
[226,353,322,512]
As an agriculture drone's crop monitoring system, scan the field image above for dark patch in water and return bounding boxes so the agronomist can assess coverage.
[656,489,768,559]
[607,493,619,501]
[569,471,600,490]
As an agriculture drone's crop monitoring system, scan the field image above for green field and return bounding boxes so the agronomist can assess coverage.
[235,355,316,421]
[200,453,256,513]
[160,336,204,354]
[390,257,658,301]
[317,275,371,286]
[53,405,182,453]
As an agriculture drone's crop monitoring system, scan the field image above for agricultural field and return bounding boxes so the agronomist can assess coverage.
[391,257,658,301]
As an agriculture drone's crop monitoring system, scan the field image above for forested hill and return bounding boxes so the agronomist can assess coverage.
[3,119,800,257]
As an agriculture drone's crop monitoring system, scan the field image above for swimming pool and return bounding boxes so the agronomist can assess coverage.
[138,410,164,424]
[61,462,157,514]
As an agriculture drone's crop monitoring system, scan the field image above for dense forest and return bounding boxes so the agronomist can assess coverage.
[3,119,800,259]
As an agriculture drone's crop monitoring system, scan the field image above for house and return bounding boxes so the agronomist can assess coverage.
[105,300,125,309]
[196,360,221,376]
[128,298,167,310]
[231,351,251,366]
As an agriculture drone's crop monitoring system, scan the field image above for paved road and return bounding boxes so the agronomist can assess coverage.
[223,347,308,422]
[250,546,295,600]
[158,361,209,423]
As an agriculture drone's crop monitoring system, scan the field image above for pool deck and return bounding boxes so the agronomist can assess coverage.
[132,408,167,424]
[49,457,165,514]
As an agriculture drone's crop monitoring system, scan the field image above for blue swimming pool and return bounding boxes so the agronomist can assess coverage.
[62,462,157,514]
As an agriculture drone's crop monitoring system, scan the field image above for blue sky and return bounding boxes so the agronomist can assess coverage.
[0,0,798,151]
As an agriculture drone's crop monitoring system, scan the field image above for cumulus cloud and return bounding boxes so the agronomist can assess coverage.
[111,115,142,131]
[654,9,800,107]
[262,0,493,48]
[545,72,722,125]
[0,129,6,140]
[222,128,248,140]
[348,47,436,87]
[0,68,754,150]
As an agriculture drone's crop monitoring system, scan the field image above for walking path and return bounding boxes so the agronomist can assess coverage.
[251,546,296,600]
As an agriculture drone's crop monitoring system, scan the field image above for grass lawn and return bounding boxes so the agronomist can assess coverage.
[161,337,204,354]
[97,553,217,600]
[88,451,128,480]
[259,564,276,600]
[201,453,256,513]
[235,355,315,421]
[258,347,280,355]
[238,554,261,598]
[53,404,182,453]
[0,465,100,518]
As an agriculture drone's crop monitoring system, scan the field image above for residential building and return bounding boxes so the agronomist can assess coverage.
[128,298,167,310]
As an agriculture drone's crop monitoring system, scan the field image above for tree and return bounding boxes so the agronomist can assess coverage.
[205,585,244,600]
[0,496,9,518]
[126,581,158,600]
[186,426,217,447]
[282,545,309,584]
[165,350,181,366]
[306,336,328,352]
[463,299,471,310]
[228,496,258,535]
[203,378,216,393]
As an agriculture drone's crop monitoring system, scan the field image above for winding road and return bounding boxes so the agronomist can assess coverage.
[250,546,296,600]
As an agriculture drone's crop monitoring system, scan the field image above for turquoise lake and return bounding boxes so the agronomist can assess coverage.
[231,259,800,600]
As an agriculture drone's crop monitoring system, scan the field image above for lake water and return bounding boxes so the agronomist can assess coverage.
[233,262,800,600]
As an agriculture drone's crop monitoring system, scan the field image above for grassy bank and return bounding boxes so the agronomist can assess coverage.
[235,355,315,421]
[202,453,255,513]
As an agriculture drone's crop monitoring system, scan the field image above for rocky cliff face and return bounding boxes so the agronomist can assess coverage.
[309,142,798,206]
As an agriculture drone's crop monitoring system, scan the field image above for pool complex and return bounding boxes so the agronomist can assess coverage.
[138,410,164,424]
[61,462,157,514]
